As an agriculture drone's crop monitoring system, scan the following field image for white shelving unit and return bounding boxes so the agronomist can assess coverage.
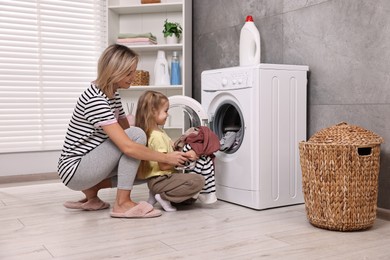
[107,0,192,136]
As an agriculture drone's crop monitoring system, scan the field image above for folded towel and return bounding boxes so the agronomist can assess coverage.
[118,32,156,41]
[117,41,157,46]
[116,38,157,44]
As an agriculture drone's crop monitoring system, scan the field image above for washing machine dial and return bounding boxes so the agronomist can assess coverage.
[232,79,237,85]
[221,77,228,86]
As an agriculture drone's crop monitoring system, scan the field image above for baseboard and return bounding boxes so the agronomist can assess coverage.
[377,207,390,221]
[0,172,59,185]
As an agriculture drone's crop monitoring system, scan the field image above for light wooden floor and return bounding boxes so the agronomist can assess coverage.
[1,180,389,260]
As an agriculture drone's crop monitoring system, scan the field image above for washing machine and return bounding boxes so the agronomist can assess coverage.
[168,63,309,210]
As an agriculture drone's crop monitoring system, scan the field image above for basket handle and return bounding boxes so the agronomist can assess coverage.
[357,147,373,156]
[336,122,348,126]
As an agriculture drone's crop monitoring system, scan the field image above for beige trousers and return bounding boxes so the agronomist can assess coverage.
[147,173,205,203]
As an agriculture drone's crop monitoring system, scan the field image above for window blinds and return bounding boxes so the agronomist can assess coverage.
[0,0,107,153]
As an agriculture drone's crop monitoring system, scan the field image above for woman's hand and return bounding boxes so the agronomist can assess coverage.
[166,151,189,166]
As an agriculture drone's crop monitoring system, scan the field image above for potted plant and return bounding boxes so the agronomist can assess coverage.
[163,19,182,44]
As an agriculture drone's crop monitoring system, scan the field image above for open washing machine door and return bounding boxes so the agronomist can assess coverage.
[169,95,245,154]
[168,95,208,128]
[207,99,245,154]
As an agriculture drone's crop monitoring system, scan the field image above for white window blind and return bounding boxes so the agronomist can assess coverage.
[0,0,107,153]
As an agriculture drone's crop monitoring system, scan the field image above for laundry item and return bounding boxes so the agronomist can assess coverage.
[174,160,196,171]
[231,127,243,150]
[173,127,219,204]
[116,32,157,46]
[219,131,238,151]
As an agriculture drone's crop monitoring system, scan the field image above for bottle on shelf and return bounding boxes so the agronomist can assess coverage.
[170,51,181,85]
[154,50,170,85]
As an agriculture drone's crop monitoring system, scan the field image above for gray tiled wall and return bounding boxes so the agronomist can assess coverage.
[193,0,390,209]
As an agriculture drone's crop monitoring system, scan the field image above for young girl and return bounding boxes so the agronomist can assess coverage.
[58,45,188,218]
[135,91,205,212]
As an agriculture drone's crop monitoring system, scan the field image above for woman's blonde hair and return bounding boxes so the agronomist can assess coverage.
[135,90,169,179]
[94,44,139,97]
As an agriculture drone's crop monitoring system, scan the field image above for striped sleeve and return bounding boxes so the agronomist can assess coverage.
[84,96,116,127]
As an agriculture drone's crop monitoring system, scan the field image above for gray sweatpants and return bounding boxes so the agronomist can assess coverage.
[67,127,146,191]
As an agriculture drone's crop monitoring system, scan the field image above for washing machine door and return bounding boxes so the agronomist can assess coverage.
[168,95,208,129]
[207,97,245,154]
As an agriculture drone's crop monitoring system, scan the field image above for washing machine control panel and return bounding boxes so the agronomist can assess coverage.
[225,71,245,83]
[220,70,252,90]
[202,67,254,91]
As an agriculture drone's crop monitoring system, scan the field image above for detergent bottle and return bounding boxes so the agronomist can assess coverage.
[239,15,261,66]
[154,50,170,85]
[170,51,181,85]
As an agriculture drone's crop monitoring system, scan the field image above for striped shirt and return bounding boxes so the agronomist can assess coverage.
[182,144,216,194]
[57,84,126,185]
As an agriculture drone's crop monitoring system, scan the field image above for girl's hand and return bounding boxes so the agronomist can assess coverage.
[185,150,199,161]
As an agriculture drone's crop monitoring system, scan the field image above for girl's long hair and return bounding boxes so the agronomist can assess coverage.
[135,90,169,179]
[135,90,168,138]
[94,44,139,97]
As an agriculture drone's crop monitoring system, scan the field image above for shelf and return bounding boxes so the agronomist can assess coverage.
[118,43,182,52]
[110,0,192,120]
[108,3,182,14]
[163,126,183,130]
[123,85,183,90]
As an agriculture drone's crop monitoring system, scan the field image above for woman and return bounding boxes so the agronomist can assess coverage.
[57,44,188,218]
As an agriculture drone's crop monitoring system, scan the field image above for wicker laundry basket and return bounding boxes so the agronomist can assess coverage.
[131,70,149,86]
[299,122,383,231]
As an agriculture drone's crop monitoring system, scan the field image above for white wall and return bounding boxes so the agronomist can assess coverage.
[0,151,60,176]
